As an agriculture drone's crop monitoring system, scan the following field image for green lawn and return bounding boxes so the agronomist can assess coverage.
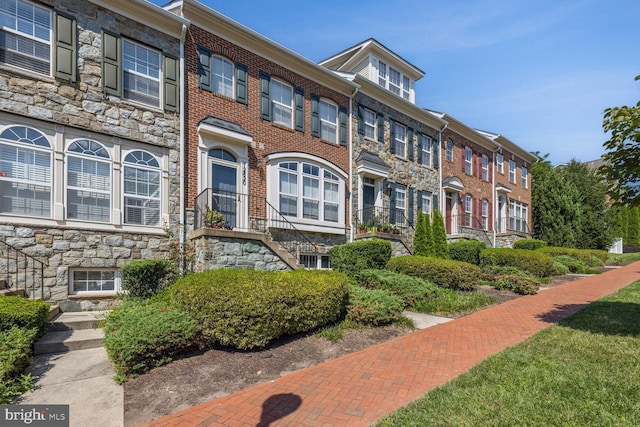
[376,280,640,427]
[607,252,640,265]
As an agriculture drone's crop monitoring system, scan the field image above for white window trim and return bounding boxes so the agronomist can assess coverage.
[509,199,528,233]
[69,269,120,296]
[394,185,406,225]
[394,122,407,158]
[363,107,376,140]
[122,150,162,227]
[521,167,528,188]
[319,98,338,143]
[446,139,454,162]
[374,56,414,101]
[211,55,234,98]
[482,154,489,181]
[464,194,473,227]
[270,78,293,128]
[122,39,162,109]
[421,192,432,216]
[509,160,516,184]
[482,199,489,231]
[266,153,346,234]
[465,147,473,175]
[496,153,504,174]
[421,134,432,167]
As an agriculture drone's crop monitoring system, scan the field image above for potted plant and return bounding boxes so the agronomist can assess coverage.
[357,223,367,234]
[204,206,225,228]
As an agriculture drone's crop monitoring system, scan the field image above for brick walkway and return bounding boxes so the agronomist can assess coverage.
[139,262,640,427]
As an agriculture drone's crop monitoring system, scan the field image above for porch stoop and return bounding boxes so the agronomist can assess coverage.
[34,311,108,355]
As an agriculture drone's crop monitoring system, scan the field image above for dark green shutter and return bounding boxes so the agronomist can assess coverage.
[407,127,414,161]
[163,55,179,112]
[377,112,384,142]
[260,72,271,121]
[54,12,76,82]
[197,46,211,91]
[102,30,121,95]
[433,137,439,169]
[235,62,248,104]
[389,182,396,213]
[417,190,424,214]
[311,94,320,137]
[408,187,414,225]
[294,87,304,132]
[389,119,396,153]
[339,107,347,146]
[357,105,364,135]
[433,194,439,212]
[416,133,423,164]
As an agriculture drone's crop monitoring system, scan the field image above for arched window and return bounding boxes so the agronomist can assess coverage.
[123,150,161,226]
[0,125,52,217]
[66,139,111,222]
[208,148,236,162]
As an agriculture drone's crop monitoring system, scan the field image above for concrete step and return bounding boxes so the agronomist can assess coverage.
[0,288,25,297]
[34,328,105,355]
[47,311,107,331]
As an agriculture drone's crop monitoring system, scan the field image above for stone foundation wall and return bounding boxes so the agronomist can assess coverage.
[193,235,291,272]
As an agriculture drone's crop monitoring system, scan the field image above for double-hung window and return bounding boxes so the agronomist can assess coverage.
[464,147,473,175]
[464,194,473,227]
[496,153,504,173]
[212,55,234,98]
[482,199,489,230]
[122,40,161,108]
[302,163,320,220]
[66,139,111,222]
[446,139,453,162]
[363,108,376,139]
[393,185,406,225]
[421,192,432,216]
[420,134,432,167]
[402,75,410,100]
[0,0,51,75]
[271,79,293,128]
[123,150,160,226]
[393,122,407,158]
[278,162,298,217]
[389,67,401,96]
[509,160,516,183]
[509,199,528,233]
[378,60,387,87]
[319,99,338,143]
[0,125,51,217]
[323,170,339,223]
[521,166,528,188]
[482,154,489,181]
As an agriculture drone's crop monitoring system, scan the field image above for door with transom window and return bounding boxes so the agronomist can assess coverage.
[209,149,238,228]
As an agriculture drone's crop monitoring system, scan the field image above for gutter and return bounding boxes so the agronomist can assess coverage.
[348,85,360,243]
[179,22,187,270]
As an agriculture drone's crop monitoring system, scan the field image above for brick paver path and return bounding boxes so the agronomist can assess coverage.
[139,262,640,427]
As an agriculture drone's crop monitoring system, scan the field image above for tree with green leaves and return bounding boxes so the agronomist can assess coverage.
[413,210,434,257]
[531,155,582,248]
[629,207,640,246]
[432,209,449,258]
[599,75,640,207]
[561,160,615,250]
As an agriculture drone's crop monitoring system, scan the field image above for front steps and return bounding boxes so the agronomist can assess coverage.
[34,311,107,355]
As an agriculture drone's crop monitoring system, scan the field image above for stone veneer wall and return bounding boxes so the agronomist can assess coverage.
[193,236,291,272]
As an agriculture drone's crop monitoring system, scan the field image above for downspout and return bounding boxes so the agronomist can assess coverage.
[492,144,502,248]
[348,86,359,243]
[438,122,448,213]
[179,22,187,270]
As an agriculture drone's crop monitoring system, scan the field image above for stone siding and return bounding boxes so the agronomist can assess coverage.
[193,236,291,272]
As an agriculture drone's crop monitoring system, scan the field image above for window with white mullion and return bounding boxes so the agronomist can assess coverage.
[66,139,111,222]
[482,199,489,230]
[323,170,339,223]
[0,0,51,75]
[123,150,160,226]
[496,153,504,173]
[278,162,297,217]
[421,134,432,167]
[212,55,234,98]
[446,139,453,162]
[394,122,407,157]
[402,75,410,100]
[421,192,432,216]
[0,125,51,217]
[394,186,406,225]
[509,160,516,183]
[465,147,473,175]
[464,194,473,227]
[71,270,116,293]
[271,79,293,127]
[363,108,376,139]
[482,154,489,181]
[378,60,387,87]
[319,99,337,143]
[389,67,401,96]
[123,39,160,108]
[302,163,320,220]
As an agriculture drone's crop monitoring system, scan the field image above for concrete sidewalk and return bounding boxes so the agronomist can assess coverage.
[139,262,640,427]
[18,335,123,427]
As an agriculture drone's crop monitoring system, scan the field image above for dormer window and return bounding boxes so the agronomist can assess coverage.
[375,58,412,101]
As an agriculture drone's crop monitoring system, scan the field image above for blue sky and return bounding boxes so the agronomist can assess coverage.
[152,0,640,165]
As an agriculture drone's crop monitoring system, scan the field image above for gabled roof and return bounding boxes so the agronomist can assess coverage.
[476,130,537,163]
[319,38,425,81]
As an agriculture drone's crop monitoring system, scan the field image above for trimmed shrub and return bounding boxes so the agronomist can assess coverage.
[102,299,200,377]
[0,296,49,337]
[329,239,392,277]
[120,259,176,299]
[413,210,435,257]
[480,248,554,278]
[0,326,37,403]
[553,255,587,273]
[170,269,348,349]
[432,210,449,258]
[513,238,547,251]
[387,256,480,291]
[551,260,570,276]
[537,247,607,267]
[346,285,404,325]
[355,269,439,307]
[492,274,540,295]
[448,240,486,265]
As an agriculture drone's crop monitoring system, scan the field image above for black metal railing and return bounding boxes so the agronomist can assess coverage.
[445,214,493,246]
[194,189,319,262]
[354,206,414,241]
[1,239,44,299]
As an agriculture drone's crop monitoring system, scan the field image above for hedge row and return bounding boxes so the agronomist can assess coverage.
[480,248,554,278]
[537,247,607,267]
[329,239,392,277]
[386,256,480,291]
[355,269,440,307]
[169,269,348,349]
[448,240,486,265]
[0,296,49,337]
[346,285,404,325]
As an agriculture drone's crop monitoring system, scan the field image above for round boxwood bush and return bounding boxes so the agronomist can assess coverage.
[120,259,176,299]
[480,248,554,278]
[448,240,486,265]
[513,238,547,251]
[346,285,404,325]
[355,269,439,307]
[329,239,392,277]
[386,256,480,291]
[492,274,540,295]
[169,269,348,349]
[551,260,570,276]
